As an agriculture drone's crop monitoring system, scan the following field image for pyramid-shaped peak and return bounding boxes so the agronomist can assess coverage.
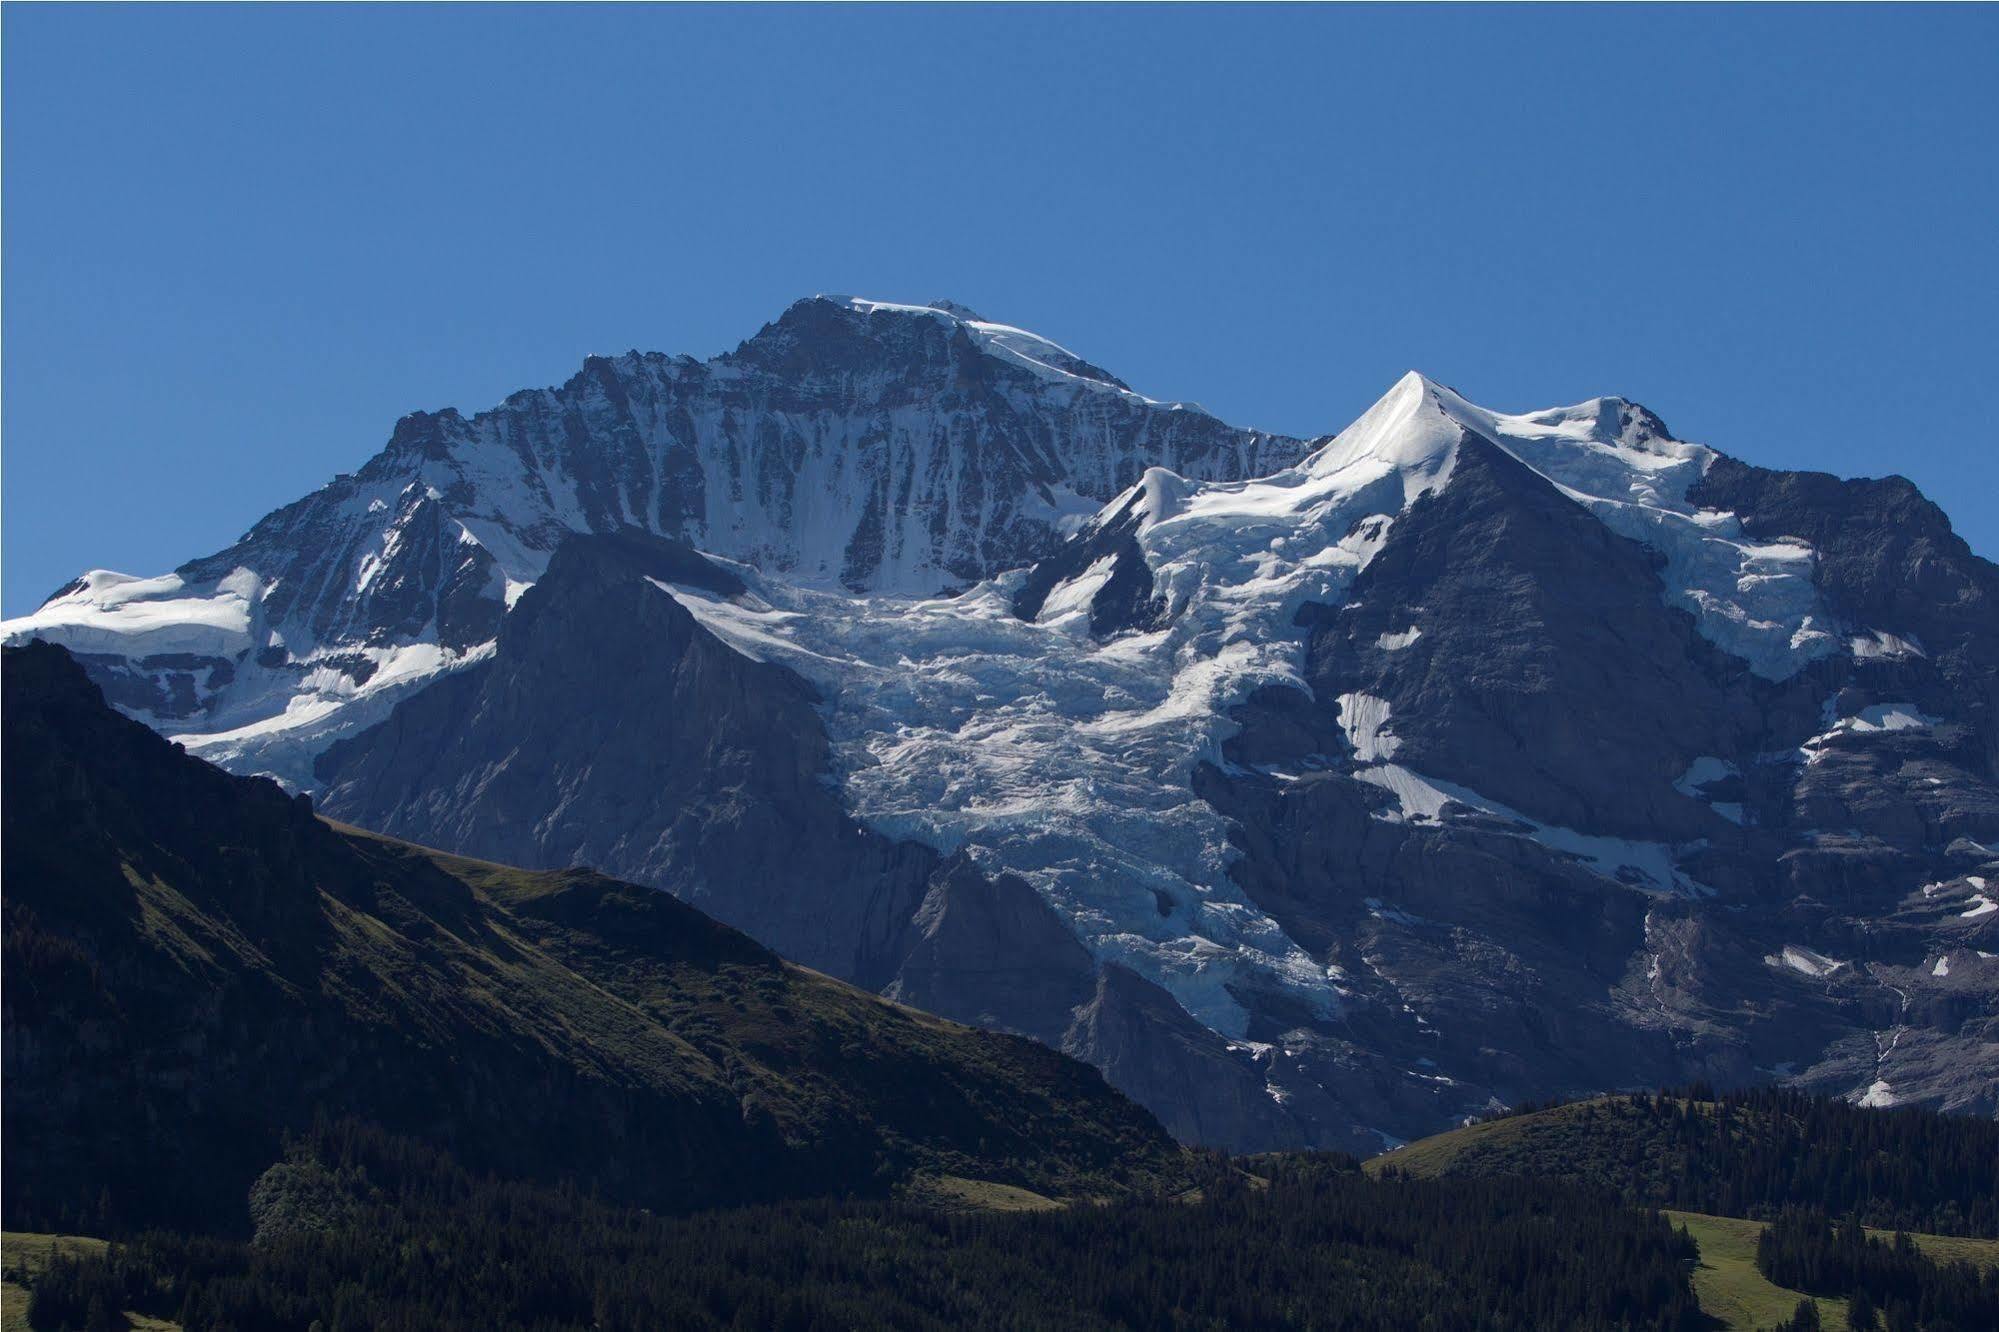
[1302,370,1472,493]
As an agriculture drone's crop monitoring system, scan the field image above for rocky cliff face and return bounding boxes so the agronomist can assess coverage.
[314,531,941,986]
[10,306,1996,1150]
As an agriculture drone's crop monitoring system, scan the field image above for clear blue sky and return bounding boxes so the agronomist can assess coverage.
[6,4,1995,615]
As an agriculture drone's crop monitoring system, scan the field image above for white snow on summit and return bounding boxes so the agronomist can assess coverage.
[9,569,265,661]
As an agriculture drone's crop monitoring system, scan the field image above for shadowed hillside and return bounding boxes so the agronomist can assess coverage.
[1,640,1178,1236]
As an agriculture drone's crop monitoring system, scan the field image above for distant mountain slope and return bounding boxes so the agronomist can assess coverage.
[0,641,1177,1236]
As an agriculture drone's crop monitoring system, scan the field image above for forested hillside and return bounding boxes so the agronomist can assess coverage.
[1370,1089,1999,1238]
[13,1126,1706,1332]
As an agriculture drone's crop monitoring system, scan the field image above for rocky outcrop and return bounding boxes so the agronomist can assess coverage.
[315,532,938,983]
[882,858,1097,1045]
[1011,489,1169,637]
[1061,965,1311,1153]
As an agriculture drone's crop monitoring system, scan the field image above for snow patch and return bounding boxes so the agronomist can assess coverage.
[1674,756,1739,796]
[1353,762,1707,895]
[1034,555,1117,632]
[1851,630,1925,660]
[1858,1080,1898,1108]
[1765,945,1846,979]
[5,567,265,660]
[1337,693,1400,761]
[1375,626,1423,651]
[178,639,495,789]
[1846,704,1939,733]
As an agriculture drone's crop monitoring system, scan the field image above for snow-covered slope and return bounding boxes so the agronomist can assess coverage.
[6,297,1304,782]
[632,371,1850,1035]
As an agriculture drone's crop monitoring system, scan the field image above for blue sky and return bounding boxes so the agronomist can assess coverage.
[5,4,1995,614]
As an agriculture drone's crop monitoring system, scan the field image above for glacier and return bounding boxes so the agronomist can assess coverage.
[643,368,1842,1033]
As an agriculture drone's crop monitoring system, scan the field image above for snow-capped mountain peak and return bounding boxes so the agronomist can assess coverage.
[13,302,1999,1152]
[4,297,1308,781]
[813,294,1165,401]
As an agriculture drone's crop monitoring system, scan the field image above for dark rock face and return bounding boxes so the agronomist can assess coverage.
[1301,434,1769,842]
[315,532,935,983]
[1186,432,1999,1132]
[1061,965,1306,1153]
[1012,490,1170,638]
[71,647,238,720]
[882,858,1097,1046]
[1691,455,1999,763]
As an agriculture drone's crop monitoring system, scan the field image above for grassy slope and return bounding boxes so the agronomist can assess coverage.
[1667,1212,1851,1332]
[1663,1211,1999,1331]
[406,834,1183,1202]
[3,641,1179,1235]
[1359,1102,1593,1179]
[1362,1095,1732,1185]
[1,1234,179,1332]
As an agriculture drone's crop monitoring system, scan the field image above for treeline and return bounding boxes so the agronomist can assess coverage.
[1753,1207,1999,1332]
[1649,1087,1999,1237]
[23,1119,1705,1332]
[1458,1087,1999,1238]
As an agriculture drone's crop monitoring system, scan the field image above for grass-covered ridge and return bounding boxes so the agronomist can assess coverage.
[2,641,1177,1238]
[1367,1089,1999,1239]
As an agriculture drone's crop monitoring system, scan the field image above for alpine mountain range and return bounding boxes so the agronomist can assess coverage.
[11,294,1997,1153]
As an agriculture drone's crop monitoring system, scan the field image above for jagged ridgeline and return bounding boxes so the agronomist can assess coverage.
[8,296,1997,1154]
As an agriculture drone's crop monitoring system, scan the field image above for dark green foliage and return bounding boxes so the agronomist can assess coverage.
[1755,1208,1999,1330]
[23,1251,142,1332]
[1392,1088,1999,1237]
[24,1122,1704,1332]
[1770,1298,1822,1332]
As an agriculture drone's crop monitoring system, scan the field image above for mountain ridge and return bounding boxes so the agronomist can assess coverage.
[8,298,1996,1153]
